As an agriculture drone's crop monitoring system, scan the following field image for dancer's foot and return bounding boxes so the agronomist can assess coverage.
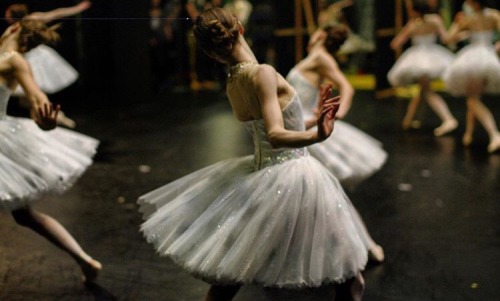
[463,133,473,147]
[487,134,500,153]
[80,258,102,283]
[368,244,385,264]
[56,111,76,129]
[434,119,458,137]
[402,118,412,130]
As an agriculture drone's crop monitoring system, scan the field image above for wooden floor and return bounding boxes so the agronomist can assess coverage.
[0,88,498,301]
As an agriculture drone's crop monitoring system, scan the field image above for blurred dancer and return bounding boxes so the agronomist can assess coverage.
[388,0,458,136]
[0,19,101,284]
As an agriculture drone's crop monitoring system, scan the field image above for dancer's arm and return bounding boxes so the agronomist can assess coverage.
[425,14,449,43]
[316,51,354,119]
[28,1,91,23]
[390,21,413,50]
[255,65,339,148]
[11,54,59,130]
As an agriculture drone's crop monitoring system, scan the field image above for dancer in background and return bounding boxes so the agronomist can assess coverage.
[443,0,500,153]
[0,20,101,284]
[388,0,458,136]
[4,1,92,128]
[139,7,372,301]
[286,24,385,263]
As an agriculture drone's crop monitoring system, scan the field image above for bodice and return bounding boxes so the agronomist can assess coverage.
[286,68,318,120]
[244,94,308,170]
[0,84,10,119]
[469,31,494,45]
[411,33,437,45]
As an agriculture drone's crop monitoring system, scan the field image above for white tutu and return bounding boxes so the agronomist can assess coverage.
[138,93,371,288]
[286,68,387,186]
[0,83,98,210]
[388,34,455,86]
[443,31,500,96]
[13,45,78,96]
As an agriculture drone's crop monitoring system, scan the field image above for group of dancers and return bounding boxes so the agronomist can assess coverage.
[0,0,499,301]
[388,0,500,153]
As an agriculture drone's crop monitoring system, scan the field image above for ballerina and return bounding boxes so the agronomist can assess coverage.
[0,19,101,284]
[4,1,92,128]
[388,0,458,136]
[443,0,500,153]
[137,7,379,301]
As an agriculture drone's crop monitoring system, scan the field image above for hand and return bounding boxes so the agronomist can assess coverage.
[316,83,333,115]
[316,95,340,141]
[31,102,60,131]
[78,1,92,11]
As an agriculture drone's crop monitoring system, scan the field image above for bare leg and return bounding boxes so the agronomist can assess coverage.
[11,207,102,283]
[402,95,421,130]
[467,97,500,153]
[462,104,475,147]
[205,284,241,301]
[334,273,365,301]
[426,92,457,136]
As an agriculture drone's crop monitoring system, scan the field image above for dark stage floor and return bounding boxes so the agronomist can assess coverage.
[0,89,499,301]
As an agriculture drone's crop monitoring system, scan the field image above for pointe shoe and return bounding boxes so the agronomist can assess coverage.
[81,258,102,284]
[56,111,77,129]
[434,119,458,137]
[368,244,385,264]
[462,133,473,147]
[487,135,500,153]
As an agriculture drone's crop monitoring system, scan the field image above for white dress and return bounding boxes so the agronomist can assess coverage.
[286,68,387,187]
[443,31,500,96]
[138,62,372,288]
[0,51,97,210]
[387,33,455,86]
[13,45,78,96]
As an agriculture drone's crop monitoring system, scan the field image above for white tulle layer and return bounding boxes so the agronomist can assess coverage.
[13,45,78,96]
[388,43,454,86]
[0,117,98,210]
[309,121,387,187]
[138,155,371,288]
[443,44,500,96]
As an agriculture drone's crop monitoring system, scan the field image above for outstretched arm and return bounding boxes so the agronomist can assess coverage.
[28,1,91,23]
[11,53,59,130]
[255,65,339,148]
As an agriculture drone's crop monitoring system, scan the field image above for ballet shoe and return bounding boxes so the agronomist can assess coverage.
[368,244,385,264]
[81,258,102,284]
[462,133,473,147]
[487,135,500,153]
[56,111,77,129]
[434,119,458,137]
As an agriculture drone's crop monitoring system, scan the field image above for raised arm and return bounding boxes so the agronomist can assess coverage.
[316,51,354,119]
[390,20,413,50]
[255,65,338,148]
[425,14,449,43]
[28,1,91,23]
[11,53,58,130]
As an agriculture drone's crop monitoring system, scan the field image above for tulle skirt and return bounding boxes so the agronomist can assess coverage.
[388,43,455,86]
[138,154,371,288]
[443,43,500,96]
[308,120,387,187]
[0,116,98,210]
[13,45,78,96]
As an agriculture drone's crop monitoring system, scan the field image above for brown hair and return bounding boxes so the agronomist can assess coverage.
[18,19,60,53]
[323,24,349,55]
[193,8,239,59]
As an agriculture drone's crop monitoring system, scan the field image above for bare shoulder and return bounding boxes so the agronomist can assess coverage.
[251,64,278,86]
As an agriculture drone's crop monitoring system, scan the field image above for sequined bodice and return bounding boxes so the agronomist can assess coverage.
[286,68,318,120]
[411,33,437,45]
[244,94,308,170]
[0,84,10,119]
[469,31,494,45]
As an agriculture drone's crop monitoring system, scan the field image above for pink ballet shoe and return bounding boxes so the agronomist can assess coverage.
[81,258,102,284]
[487,135,500,154]
[434,119,458,137]
[56,111,76,129]
[368,244,385,264]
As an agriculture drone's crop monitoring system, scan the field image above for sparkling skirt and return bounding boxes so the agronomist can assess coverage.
[138,153,372,288]
[0,116,98,210]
